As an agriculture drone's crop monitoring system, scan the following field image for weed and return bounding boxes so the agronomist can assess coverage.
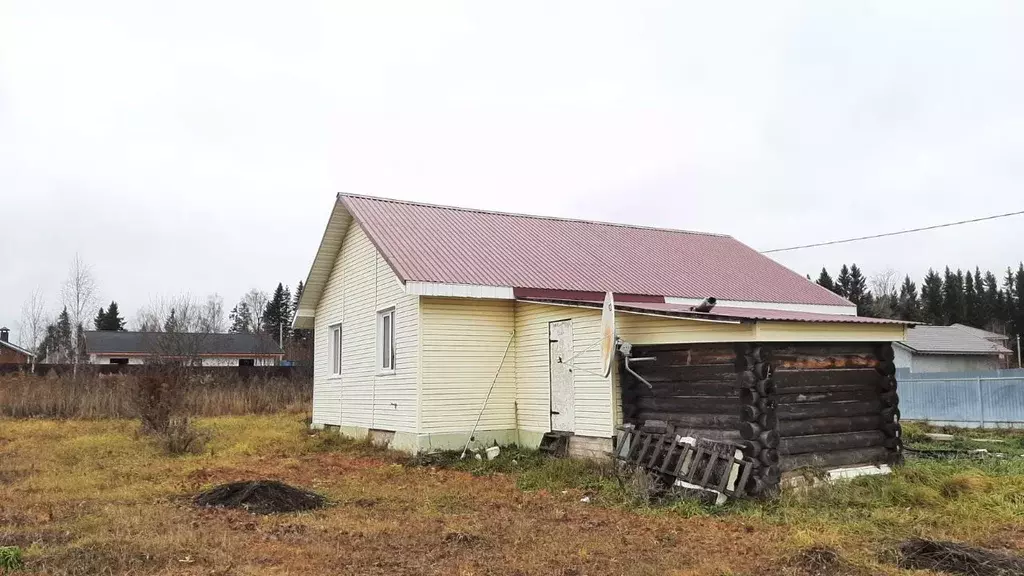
[0,546,23,572]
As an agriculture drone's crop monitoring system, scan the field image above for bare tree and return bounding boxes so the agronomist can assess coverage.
[135,294,214,364]
[61,254,98,376]
[869,268,901,319]
[229,289,269,333]
[18,288,47,371]
[199,293,226,333]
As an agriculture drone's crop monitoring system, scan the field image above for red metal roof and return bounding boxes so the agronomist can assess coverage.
[341,194,853,307]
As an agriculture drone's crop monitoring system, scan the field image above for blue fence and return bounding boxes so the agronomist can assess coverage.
[898,368,1024,428]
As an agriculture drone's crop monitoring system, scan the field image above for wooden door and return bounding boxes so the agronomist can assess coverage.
[549,320,575,432]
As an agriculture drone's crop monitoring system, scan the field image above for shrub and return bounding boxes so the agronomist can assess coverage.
[159,416,210,455]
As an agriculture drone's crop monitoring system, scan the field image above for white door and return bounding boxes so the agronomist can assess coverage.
[549,320,575,432]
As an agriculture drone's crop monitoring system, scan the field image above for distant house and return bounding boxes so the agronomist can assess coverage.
[0,327,35,364]
[894,325,1012,373]
[83,331,284,366]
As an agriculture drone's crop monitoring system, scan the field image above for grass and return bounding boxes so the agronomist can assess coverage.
[0,373,311,419]
[1,416,1022,575]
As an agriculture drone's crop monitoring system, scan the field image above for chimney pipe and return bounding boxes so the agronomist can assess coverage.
[691,298,717,313]
[0,327,8,343]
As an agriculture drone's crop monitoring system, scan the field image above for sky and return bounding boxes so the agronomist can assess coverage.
[2,1,1023,344]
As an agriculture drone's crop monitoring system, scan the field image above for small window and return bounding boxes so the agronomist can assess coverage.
[377,308,395,372]
[238,358,255,367]
[329,324,342,376]
[109,358,129,365]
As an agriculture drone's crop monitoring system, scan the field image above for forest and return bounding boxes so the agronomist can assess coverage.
[814,262,1024,353]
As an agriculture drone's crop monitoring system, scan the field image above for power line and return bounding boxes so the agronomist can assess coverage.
[762,209,1024,254]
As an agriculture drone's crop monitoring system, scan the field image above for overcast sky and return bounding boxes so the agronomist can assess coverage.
[2,1,1023,343]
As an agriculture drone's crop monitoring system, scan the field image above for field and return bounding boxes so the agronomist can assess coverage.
[2,414,1023,576]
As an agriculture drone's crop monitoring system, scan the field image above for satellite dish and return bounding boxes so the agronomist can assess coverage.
[600,292,616,378]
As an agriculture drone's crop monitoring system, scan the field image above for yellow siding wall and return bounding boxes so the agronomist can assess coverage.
[617,313,754,345]
[514,302,615,439]
[754,321,906,342]
[419,297,516,435]
[312,223,419,432]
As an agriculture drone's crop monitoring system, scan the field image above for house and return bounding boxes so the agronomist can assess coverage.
[0,327,35,364]
[83,331,284,366]
[894,325,1012,373]
[294,194,908,490]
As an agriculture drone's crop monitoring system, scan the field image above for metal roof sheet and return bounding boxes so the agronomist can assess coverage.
[84,331,283,356]
[340,194,852,307]
[899,325,1012,355]
[520,298,906,325]
[949,323,1011,342]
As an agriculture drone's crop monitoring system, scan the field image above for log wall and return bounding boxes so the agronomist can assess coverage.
[620,343,740,442]
[619,340,903,494]
[772,343,902,472]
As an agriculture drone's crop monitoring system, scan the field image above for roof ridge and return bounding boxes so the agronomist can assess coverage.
[338,192,730,238]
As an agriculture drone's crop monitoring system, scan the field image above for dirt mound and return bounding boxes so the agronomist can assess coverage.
[898,538,1024,576]
[790,546,866,576]
[193,480,326,514]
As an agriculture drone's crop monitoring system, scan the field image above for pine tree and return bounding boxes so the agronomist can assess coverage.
[105,302,125,331]
[836,265,852,299]
[164,308,178,333]
[229,303,253,333]
[964,271,979,327]
[262,283,292,345]
[292,280,304,316]
[921,269,945,325]
[848,264,869,315]
[815,268,836,293]
[93,301,125,331]
[941,267,965,324]
[897,275,920,321]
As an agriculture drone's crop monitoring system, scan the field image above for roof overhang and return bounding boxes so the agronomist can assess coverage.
[294,196,354,329]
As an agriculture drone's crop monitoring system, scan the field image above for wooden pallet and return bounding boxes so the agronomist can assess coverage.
[614,426,755,499]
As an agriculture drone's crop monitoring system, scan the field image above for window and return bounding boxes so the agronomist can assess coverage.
[109,358,129,365]
[329,324,342,376]
[377,308,395,372]
[238,358,255,367]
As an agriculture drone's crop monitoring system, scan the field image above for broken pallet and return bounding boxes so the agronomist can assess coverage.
[614,426,755,499]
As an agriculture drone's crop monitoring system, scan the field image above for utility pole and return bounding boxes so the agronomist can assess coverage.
[1018,334,1022,369]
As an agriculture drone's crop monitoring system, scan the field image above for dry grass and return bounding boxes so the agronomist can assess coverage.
[0,373,310,419]
[0,415,1022,575]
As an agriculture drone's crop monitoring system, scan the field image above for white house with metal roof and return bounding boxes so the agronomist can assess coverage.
[295,194,908,460]
[894,325,1012,373]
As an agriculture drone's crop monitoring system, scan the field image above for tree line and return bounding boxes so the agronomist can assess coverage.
[18,255,312,367]
[814,262,1024,342]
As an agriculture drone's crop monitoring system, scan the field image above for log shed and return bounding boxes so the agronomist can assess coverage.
[620,342,902,494]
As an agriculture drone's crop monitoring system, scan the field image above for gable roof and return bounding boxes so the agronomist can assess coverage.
[296,194,853,324]
[84,331,283,356]
[0,339,35,358]
[950,323,1010,342]
[897,325,1012,356]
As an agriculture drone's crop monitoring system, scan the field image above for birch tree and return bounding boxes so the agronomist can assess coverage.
[61,255,97,376]
[19,288,47,370]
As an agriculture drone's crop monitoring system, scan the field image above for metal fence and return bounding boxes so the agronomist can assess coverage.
[898,368,1024,428]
